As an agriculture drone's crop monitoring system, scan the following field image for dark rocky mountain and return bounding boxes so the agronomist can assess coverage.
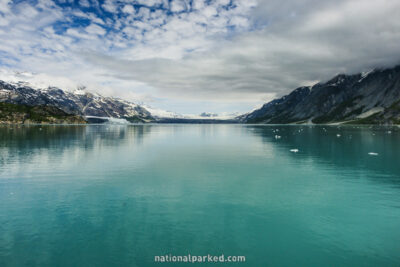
[239,65,400,125]
[0,81,154,123]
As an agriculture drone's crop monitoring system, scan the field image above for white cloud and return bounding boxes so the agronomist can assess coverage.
[134,0,165,7]
[85,24,106,36]
[0,0,400,114]
[0,0,11,14]
[122,5,135,14]
[79,0,400,104]
[79,0,90,8]
[102,0,117,13]
[202,6,217,18]
[192,0,204,10]
[170,0,186,12]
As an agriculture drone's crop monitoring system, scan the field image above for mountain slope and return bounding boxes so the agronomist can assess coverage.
[0,102,87,124]
[240,65,400,124]
[0,81,154,123]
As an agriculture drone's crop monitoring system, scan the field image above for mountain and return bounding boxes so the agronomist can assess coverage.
[0,80,154,123]
[239,65,400,125]
[144,107,240,121]
[4,65,399,125]
[199,112,219,118]
[0,75,238,124]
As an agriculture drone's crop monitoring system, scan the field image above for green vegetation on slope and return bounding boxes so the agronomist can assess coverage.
[0,102,87,124]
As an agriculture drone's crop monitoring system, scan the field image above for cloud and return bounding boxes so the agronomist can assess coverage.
[79,0,90,8]
[80,0,400,101]
[134,0,165,8]
[0,0,400,114]
[0,0,12,14]
[101,0,117,13]
[85,23,106,36]
[122,5,135,14]
[170,0,186,12]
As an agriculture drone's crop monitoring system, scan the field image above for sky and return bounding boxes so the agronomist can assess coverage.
[0,0,400,115]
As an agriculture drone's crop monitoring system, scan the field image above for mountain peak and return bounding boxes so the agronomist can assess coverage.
[241,65,400,125]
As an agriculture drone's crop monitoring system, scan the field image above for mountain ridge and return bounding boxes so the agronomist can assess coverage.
[0,79,239,123]
[0,80,155,123]
[2,65,400,125]
[239,65,400,125]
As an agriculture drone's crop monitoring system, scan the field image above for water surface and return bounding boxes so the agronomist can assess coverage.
[1,124,400,266]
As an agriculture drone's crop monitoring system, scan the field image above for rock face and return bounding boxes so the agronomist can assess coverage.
[0,81,154,123]
[240,65,400,124]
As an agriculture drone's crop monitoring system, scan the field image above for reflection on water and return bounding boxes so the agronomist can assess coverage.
[0,124,400,267]
[247,125,400,184]
[0,124,150,152]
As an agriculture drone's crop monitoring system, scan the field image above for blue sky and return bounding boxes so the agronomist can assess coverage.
[0,0,400,114]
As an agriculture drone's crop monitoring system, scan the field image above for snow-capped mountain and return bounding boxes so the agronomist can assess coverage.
[143,106,240,121]
[0,71,238,123]
[239,65,400,125]
[0,79,154,123]
[3,65,400,125]
[143,105,185,119]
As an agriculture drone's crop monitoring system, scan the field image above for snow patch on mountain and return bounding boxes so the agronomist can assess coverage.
[0,69,78,92]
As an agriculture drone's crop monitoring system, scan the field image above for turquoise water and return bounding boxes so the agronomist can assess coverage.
[1,124,400,266]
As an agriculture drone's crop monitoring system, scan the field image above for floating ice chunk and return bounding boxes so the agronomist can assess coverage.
[336,134,341,137]
[275,135,281,139]
[368,152,379,156]
[290,149,299,153]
